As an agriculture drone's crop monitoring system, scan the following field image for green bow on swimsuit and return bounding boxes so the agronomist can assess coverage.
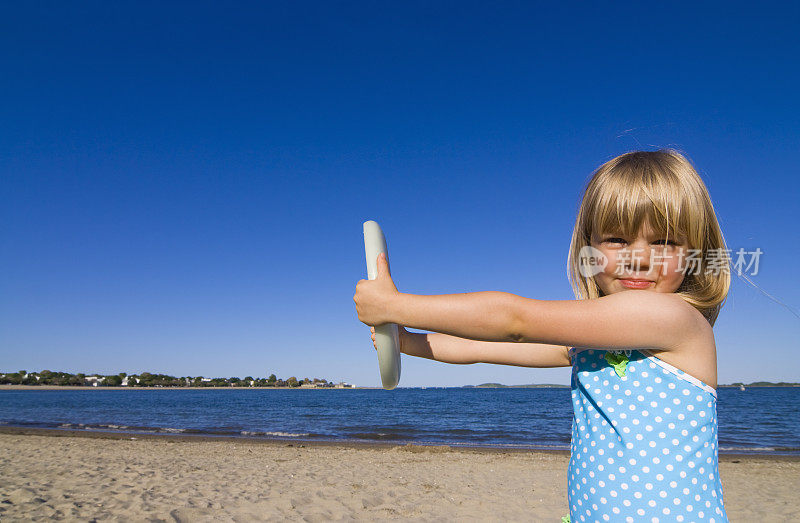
[604,351,630,377]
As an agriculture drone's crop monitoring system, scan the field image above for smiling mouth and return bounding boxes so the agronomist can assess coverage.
[618,279,654,288]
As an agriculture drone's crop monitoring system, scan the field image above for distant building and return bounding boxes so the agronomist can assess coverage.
[84,376,102,387]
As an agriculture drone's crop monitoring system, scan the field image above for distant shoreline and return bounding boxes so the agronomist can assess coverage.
[1,384,797,390]
[0,385,361,390]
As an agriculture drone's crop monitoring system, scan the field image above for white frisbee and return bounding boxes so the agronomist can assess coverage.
[362,220,401,390]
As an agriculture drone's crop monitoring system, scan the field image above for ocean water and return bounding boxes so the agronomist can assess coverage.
[0,387,797,455]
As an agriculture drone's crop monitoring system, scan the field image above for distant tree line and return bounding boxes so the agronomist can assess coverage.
[721,381,800,387]
[0,370,350,388]
[0,370,87,386]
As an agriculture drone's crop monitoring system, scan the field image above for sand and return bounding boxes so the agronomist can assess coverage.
[0,429,798,521]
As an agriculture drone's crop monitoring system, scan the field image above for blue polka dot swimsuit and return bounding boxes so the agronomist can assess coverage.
[568,347,728,522]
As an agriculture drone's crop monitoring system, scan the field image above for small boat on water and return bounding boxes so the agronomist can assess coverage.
[739,384,746,391]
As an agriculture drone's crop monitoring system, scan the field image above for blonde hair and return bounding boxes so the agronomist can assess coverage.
[567,149,731,327]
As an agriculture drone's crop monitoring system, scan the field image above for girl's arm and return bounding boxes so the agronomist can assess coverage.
[386,327,571,367]
[388,290,702,352]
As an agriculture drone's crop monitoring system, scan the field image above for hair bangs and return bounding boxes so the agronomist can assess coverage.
[588,175,689,245]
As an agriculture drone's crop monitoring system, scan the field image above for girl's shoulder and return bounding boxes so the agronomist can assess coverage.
[668,292,716,352]
[659,292,713,340]
[646,304,718,389]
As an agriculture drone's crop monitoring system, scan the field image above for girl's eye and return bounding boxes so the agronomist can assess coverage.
[603,237,680,246]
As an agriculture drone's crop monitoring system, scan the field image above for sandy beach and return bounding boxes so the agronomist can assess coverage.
[0,429,797,521]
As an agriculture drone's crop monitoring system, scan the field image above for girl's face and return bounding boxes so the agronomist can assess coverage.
[590,222,689,295]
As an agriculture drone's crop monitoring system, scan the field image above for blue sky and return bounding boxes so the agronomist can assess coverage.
[1,2,798,387]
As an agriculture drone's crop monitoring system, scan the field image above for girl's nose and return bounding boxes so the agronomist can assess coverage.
[624,240,653,272]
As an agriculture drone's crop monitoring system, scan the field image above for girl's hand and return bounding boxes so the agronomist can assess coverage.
[354,252,400,326]
[370,325,409,354]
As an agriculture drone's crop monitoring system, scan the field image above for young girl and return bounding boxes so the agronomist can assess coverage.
[354,149,730,522]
